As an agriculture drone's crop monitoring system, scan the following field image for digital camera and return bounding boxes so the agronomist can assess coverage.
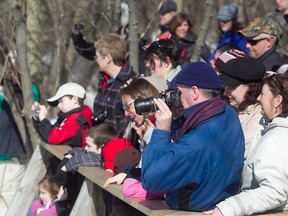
[32,107,41,121]
[74,23,84,30]
[134,84,182,116]
[91,109,107,125]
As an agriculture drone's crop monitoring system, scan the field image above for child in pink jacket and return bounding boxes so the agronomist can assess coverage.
[31,177,69,216]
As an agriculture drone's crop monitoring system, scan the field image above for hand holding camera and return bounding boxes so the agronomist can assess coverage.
[72,22,84,34]
[31,102,48,121]
[153,98,173,131]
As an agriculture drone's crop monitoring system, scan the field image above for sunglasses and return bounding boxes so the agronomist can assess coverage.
[246,37,269,46]
[271,74,286,95]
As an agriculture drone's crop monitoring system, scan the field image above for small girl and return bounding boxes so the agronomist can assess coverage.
[30,177,69,216]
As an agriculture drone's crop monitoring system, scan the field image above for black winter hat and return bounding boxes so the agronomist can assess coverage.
[159,0,177,15]
[220,56,266,87]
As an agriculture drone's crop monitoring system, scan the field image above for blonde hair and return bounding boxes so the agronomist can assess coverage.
[95,33,126,66]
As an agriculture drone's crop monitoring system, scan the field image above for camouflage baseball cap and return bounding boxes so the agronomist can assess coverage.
[238,17,278,38]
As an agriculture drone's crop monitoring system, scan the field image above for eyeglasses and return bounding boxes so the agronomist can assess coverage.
[122,99,136,110]
[246,37,269,46]
[271,73,286,95]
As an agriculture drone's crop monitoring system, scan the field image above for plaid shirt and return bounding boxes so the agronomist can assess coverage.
[93,63,136,137]
[64,147,102,171]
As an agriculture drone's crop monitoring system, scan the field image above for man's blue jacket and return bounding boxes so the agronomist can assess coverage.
[141,104,244,211]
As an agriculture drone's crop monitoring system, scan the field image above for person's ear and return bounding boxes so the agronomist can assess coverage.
[106,53,113,64]
[190,86,199,100]
[274,95,283,109]
[266,37,274,48]
[72,96,79,104]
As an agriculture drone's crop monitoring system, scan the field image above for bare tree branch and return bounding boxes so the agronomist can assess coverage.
[128,0,139,73]
[191,0,214,62]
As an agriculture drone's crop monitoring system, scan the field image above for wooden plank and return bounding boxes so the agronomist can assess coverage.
[6,145,48,216]
[70,179,105,216]
[38,143,288,216]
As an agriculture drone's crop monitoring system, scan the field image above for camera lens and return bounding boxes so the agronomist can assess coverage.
[134,97,158,115]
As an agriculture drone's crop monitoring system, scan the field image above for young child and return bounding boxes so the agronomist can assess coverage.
[30,177,69,216]
[31,82,92,147]
[61,123,118,173]
[52,123,133,186]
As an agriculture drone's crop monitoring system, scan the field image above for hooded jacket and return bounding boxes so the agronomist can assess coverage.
[33,105,92,147]
[217,115,288,215]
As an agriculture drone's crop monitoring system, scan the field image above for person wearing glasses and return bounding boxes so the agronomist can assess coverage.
[219,56,266,159]
[209,4,249,63]
[205,72,288,216]
[103,77,167,215]
[239,17,284,71]
[141,62,244,211]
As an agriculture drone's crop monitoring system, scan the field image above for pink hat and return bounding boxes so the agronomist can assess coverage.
[214,49,246,71]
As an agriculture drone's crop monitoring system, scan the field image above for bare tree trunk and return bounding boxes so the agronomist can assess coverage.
[191,0,214,62]
[107,0,113,31]
[44,0,72,96]
[10,0,41,155]
[128,0,139,74]
[175,0,183,12]
[26,0,43,81]
[112,0,121,33]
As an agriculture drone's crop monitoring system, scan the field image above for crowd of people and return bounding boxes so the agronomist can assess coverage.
[2,0,288,216]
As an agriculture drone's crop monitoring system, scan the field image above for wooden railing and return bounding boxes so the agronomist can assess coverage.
[6,142,288,216]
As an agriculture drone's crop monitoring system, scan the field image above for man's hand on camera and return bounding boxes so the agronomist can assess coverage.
[153,98,172,131]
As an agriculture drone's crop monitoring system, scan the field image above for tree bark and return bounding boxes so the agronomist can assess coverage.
[191,0,214,62]
[10,0,40,155]
[26,0,43,81]
[128,0,139,74]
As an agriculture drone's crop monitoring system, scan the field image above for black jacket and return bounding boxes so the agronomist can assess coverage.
[175,32,211,64]
[71,32,95,60]
[258,45,284,71]
[0,98,26,158]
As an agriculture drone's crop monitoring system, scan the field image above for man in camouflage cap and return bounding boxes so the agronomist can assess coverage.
[239,17,283,71]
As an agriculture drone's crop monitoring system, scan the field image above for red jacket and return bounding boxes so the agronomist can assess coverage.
[33,105,92,147]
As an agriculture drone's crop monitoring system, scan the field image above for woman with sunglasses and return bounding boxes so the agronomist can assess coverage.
[209,4,249,63]
[205,72,288,216]
[219,56,266,159]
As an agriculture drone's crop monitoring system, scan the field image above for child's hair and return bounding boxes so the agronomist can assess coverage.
[38,177,59,201]
[87,123,117,148]
[66,95,85,106]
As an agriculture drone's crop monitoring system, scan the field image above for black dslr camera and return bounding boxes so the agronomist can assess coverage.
[91,109,107,125]
[134,82,182,117]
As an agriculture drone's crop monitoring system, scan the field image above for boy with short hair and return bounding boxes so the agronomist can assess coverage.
[53,123,133,186]
[61,123,118,172]
[32,82,92,147]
